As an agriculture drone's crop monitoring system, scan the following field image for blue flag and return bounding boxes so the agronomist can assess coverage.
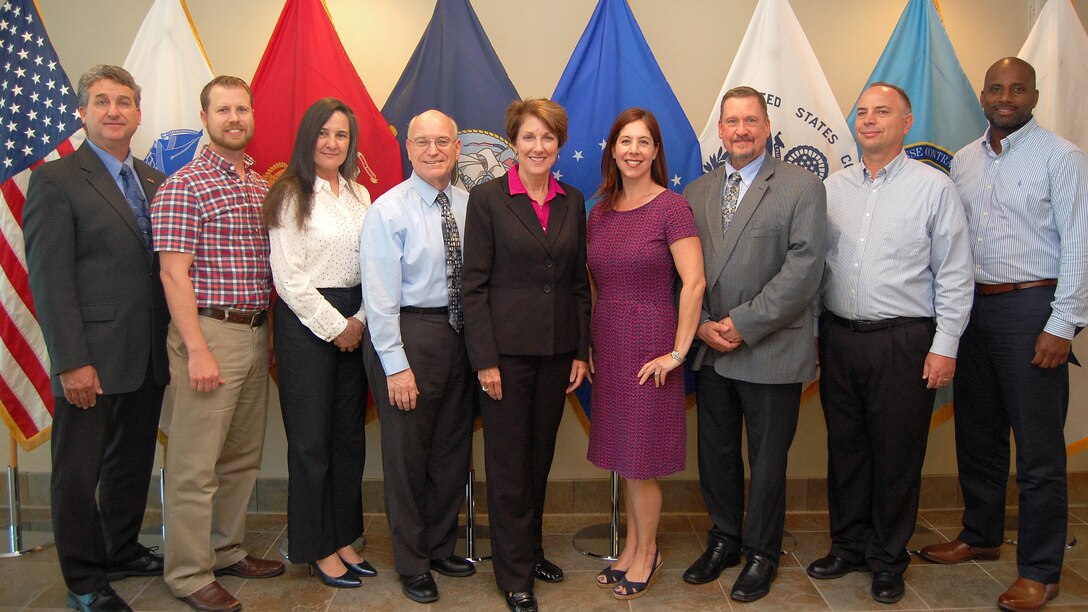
[849,0,985,174]
[551,0,701,200]
[381,0,519,190]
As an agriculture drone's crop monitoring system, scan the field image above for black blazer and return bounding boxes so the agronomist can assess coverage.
[23,142,170,396]
[462,175,591,370]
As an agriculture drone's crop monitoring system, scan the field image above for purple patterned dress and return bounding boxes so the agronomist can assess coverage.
[586,190,699,479]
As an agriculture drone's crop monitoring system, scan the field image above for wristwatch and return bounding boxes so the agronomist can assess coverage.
[670,350,685,363]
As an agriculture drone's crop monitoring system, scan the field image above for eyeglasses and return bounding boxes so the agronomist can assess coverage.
[409,136,455,149]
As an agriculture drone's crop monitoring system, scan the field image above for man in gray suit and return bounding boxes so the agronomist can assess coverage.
[681,86,826,603]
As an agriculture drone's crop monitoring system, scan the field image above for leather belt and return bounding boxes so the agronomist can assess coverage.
[197,307,267,327]
[827,312,931,333]
[401,306,448,315]
[975,279,1057,296]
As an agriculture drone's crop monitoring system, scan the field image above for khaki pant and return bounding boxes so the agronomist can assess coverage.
[163,316,269,597]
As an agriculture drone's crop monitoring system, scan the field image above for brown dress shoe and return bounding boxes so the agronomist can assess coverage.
[214,554,286,579]
[180,581,241,612]
[918,538,1001,564]
[998,577,1059,612]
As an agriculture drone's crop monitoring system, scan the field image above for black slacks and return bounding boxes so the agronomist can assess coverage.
[362,311,473,576]
[479,352,571,592]
[51,362,163,594]
[954,286,1069,584]
[818,314,935,574]
[696,368,800,561]
[274,288,366,563]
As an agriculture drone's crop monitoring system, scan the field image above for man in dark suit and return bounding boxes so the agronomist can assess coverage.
[23,64,169,612]
[681,86,826,603]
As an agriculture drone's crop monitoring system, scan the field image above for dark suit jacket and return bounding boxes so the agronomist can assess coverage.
[462,175,591,370]
[683,157,826,384]
[23,141,169,396]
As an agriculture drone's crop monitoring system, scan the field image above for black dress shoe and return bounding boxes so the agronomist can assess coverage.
[339,557,377,577]
[871,571,905,604]
[106,546,164,580]
[309,562,361,588]
[683,538,742,584]
[505,590,538,612]
[806,553,867,580]
[66,586,132,612]
[532,558,564,583]
[401,572,439,603]
[429,554,476,577]
[730,554,777,602]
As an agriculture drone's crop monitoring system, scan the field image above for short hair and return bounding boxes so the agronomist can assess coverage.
[407,110,459,138]
[200,75,253,112]
[595,108,669,207]
[867,82,913,113]
[720,86,768,120]
[77,65,141,108]
[505,99,568,148]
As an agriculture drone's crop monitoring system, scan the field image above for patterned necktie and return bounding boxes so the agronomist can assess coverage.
[119,165,151,249]
[721,171,742,237]
[436,192,463,332]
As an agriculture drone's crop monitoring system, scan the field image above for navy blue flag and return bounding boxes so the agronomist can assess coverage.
[381,0,520,190]
[551,0,700,200]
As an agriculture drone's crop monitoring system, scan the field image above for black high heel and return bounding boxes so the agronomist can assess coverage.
[309,562,362,588]
[339,556,378,578]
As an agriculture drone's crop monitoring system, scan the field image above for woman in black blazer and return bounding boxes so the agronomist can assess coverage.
[463,99,591,612]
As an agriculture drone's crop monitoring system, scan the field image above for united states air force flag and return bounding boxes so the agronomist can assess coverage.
[698,0,857,180]
[551,0,701,200]
[381,0,519,191]
[849,0,985,174]
[123,0,213,175]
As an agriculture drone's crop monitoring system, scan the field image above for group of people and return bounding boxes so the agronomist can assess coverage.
[20,54,1083,612]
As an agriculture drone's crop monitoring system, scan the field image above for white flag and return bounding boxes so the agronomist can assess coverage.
[697,0,857,179]
[1018,0,1088,152]
[123,0,213,175]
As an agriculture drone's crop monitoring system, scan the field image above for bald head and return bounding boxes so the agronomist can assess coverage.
[985,57,1036,90]
[980,57,1038,140]
[406,109,462,190]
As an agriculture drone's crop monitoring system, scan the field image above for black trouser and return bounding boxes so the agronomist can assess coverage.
[51,362,163,594]
[275,288,366,563]
[362,312,473,576]
[954,286,1069,584]
[818,313,935,574]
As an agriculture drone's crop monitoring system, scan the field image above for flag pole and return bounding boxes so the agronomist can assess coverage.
[1,432,53,557]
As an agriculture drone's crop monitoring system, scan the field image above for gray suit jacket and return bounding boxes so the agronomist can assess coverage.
[683,157,826,384]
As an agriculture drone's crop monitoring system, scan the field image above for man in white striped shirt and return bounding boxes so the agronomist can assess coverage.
[810,83,973,605]
[919,57,1088,612]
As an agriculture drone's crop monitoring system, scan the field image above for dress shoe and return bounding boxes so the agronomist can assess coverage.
[918,538,1001,564]
[682,538,742,584]
[401,572,439,604]
[179,581,241,612]
[105,545,164,580]
[505,590,538,612]
[730,553,777,602]
[213,554,285,579]
[806,553,867,580]
[533,558,564,583]
[308,562,361,588]
[340,556,378,577]
[66,586,132,612]
[429,554,476,577]
[997,577,1060,612]
[871,571,905,604]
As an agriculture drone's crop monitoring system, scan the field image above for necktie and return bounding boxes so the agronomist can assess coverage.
[119,165,151,249]
[721,171,742,237]
[436,192,463,332]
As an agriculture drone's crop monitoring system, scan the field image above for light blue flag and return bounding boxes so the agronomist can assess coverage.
[848,0,986,174]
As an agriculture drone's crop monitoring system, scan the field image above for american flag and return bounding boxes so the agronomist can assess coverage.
[0,0,83,451]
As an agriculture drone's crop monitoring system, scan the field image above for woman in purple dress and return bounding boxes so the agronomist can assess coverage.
[586,108,705,600]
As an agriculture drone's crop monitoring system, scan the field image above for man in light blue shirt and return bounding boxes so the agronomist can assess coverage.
[359,110,475,605]
[810,83,972,605]
[920,58,1088,612]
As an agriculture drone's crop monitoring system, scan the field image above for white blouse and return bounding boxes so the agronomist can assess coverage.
[269,175,370,341]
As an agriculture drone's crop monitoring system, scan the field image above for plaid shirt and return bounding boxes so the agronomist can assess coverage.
[151,147,272,310]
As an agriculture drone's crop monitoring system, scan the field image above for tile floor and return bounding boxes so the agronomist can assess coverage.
[3,507,1088,611]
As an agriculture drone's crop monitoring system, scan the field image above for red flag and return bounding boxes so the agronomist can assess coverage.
[248,0,402,197]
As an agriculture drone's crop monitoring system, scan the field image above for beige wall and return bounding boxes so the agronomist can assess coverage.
[17,0,1088,480]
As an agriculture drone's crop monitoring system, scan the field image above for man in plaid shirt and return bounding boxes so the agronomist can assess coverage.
[151,75,284,612]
